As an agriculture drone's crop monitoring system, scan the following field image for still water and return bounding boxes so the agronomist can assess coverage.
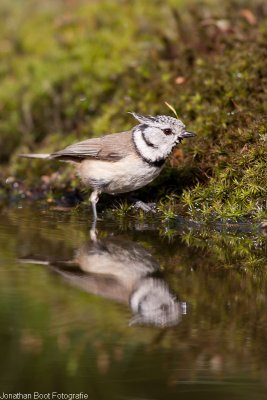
[0,206,267,399]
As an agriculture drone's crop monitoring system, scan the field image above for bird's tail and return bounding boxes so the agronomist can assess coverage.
[19,153,50,159]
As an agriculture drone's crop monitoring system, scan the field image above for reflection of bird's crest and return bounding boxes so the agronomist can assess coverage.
[129,278,181,327]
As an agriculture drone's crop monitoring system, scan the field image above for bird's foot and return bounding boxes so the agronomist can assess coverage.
[132,201,157,214]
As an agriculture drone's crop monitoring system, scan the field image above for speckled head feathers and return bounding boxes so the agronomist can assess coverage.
[129,112,185,132]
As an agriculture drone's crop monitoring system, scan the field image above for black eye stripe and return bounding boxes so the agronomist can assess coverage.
[163,128,172,135]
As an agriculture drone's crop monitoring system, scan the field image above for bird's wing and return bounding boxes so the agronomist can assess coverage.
[50,130,134,162]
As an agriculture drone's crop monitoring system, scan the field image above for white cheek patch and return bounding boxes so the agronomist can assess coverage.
[133,128,176,163]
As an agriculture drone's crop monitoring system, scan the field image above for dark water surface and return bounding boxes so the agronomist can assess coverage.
[0,206,267,399]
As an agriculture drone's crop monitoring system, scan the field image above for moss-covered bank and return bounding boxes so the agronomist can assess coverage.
[0,0,266,221]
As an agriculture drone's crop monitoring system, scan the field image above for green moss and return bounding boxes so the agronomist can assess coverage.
[182,127,267,221]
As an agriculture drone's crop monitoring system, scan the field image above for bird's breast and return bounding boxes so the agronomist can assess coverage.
[78,154,163,194]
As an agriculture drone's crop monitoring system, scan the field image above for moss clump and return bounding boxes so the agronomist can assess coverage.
[183,133,267,221]
[0,0,266,221]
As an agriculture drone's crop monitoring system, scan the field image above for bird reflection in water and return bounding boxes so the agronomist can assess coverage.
[22,230,182,327]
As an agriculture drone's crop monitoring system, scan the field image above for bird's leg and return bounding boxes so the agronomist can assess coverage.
[89,190,100,242]
[90,190,100,222]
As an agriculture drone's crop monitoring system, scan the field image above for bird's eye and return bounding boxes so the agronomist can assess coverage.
[163,128,172,135]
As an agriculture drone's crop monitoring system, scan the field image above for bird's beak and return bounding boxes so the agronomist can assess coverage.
[176,131,196,144]
[181,131,196,138]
